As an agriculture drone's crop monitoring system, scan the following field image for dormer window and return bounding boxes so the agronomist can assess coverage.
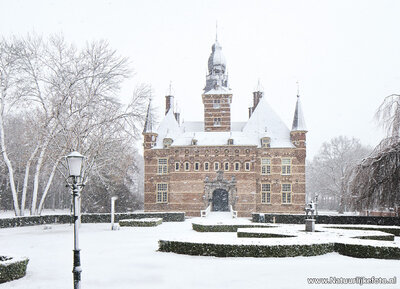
[228,138,234,145]
[214,118,221,126]
[213,99,221,108]
[192,139,198,146]
[163,138,173,148]
[261,137,271,148]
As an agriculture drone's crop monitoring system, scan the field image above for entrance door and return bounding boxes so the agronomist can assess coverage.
[212,189,229,211]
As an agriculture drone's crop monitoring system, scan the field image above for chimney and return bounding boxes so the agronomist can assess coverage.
[248,107,253,118]
[174,112,180,124]
[252,91,263,111]
[165,95,174,115]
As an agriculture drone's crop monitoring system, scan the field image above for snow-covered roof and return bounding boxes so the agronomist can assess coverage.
[203,86,232,95]
[155,109,181,148]
[152,97,294,149]
[243,97,294,148]
[291,95,307,131]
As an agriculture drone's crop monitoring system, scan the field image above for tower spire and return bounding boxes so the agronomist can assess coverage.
[143,98,154,133]
[291,88,307,131]
[215,21,218,41]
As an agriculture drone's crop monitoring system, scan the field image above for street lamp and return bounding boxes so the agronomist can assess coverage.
[66,151,85,289]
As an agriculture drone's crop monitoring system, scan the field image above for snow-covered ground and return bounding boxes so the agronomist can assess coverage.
[0,217,399,289]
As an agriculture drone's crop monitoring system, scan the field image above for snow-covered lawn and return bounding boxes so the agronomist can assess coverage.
[0,218,399,289]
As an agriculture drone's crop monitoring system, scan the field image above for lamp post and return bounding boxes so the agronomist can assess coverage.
[111,196,119,230]
[66,151,85,289]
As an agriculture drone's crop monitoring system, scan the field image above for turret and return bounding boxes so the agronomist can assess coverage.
[290,93,307,149]
[142,99,158,150]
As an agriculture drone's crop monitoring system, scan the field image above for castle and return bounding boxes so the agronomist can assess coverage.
[142,37,307,217]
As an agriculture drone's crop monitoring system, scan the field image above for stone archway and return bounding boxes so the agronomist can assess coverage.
[212,189,229,211]
[204,171,237,210]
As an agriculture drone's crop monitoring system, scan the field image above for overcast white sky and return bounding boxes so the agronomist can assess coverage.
[1,0,400,159]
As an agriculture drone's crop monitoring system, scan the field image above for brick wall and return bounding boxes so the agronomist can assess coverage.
[144,143,306,217]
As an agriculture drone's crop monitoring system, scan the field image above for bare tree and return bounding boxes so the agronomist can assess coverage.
[0,34,149,216]
[307,136,371,213]
[350,94,400,214]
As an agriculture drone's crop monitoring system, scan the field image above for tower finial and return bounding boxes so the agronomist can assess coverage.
[296,81,300,97]
[168,81,173,96]
[216,21,218,41]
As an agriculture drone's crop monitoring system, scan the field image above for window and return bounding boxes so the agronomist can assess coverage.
[213,99,221,108]
[156,183,168,203]
[228,138,234,145]
[214,118,221,126]
[204,162,209,171]
[282,183,292,204]
[194,162,200,171]
[245,162,250,171]
[157,158,168,174]
[224,162,229,171]
[261,158,271,175]
[261,137,271,148]
[214,162,220,171]
[175,162,180,171]
[234,162,240,171]
[261,183,271,204]
[281,158,291,175]
[163,138,173,148]
[184,162,190,171]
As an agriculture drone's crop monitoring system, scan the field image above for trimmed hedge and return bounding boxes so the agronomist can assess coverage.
[0,212,185,228]
[352,235,394,241]
[119,218,163,227]
[192,223,276,232]
[0,257,29,283]
[335,243,400,259]
[158,239,400,259]
[326,226,400,237]
[159,240,334,258]
[237,231,295,238]
[252,213,400,226]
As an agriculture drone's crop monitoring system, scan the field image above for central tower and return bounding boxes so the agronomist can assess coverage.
[202,38,232,132]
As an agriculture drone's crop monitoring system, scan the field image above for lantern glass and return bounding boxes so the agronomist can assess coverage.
[66,151,85,177]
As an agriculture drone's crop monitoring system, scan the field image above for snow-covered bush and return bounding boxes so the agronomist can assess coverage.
[0,256,29,283]
[335,243,400,259]
[327,226,400,237]
[158,240,334,258]
[237,231,295,238]
[192,223,274,232]
[0,212,184,228]
[252,213,400,225]
[119,218,162,227]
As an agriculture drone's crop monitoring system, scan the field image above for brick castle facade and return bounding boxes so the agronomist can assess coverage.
[143,38,307,217]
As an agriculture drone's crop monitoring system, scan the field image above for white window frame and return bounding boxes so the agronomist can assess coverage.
[224,162,229,171]
[261,183,271,204]
[184,162,190,171]
[261,158,271,175]
[157,158,168,175]
[156,183,168,203]
[281,183,292,204]
[213,118,221,127]
[234,162,240,171]
[214,162,220,171]
[204,162,209,171]
[194,162,200,171]
[281,158,291,175]
[213,99,221,108]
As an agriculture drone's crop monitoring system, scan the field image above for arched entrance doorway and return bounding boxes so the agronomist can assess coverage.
[212,189,229,211]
